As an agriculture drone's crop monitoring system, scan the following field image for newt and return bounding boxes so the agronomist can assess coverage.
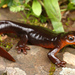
[0,20,75,67]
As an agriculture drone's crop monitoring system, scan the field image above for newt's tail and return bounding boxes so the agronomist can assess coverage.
[0,47,15,62]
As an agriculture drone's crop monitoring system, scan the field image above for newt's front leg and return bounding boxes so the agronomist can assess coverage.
[48,48,66,67]
[16,34,30,54]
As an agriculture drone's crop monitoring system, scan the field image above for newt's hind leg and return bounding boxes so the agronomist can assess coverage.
[16,34,30,54]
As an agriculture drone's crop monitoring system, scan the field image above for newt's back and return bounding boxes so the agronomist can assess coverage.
[0,20,58,48]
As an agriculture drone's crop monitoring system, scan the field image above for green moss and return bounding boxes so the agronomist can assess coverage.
[72,18,75,21]
[0,35,3,41]
[0,41,13,51]
[4,43,13,51]
[49,62,56,75]
[65,22,69,26]
[64,27,67,30]
[67,18,70,21]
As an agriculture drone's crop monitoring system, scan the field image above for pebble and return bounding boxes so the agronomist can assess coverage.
[63,52,75,66]
[60,67,75,75]
[5,67,26,75]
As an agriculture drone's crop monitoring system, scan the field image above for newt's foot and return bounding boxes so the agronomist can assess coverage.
[55,61,66,67]
[16,45,30,54]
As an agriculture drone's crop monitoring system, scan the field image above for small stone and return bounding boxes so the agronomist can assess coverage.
[63,52,75,66]
[5,67,15,75]
[5,67,26,75]
[60,67,75,75]
[14,68,26,75]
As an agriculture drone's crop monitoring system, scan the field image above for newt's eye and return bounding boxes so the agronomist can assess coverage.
[68,35,74,41]
[69,37,74,41]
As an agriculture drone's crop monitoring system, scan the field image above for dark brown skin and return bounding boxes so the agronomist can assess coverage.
[0,20,75,67]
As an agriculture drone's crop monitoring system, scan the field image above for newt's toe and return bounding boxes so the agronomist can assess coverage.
[16,45,30,54]
[56,61,66,67]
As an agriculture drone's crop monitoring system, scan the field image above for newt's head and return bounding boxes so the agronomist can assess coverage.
[64,31,75,45]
